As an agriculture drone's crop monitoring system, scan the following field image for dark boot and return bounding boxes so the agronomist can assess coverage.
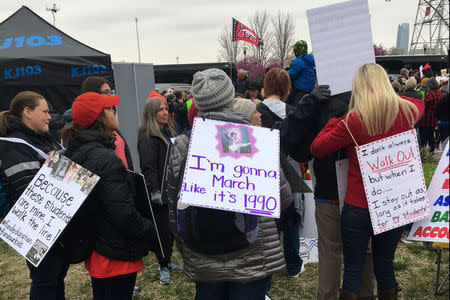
[378,287,398,300]
[339,289,360,300]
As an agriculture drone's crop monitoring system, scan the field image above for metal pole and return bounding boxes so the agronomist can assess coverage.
[135,17,141,63]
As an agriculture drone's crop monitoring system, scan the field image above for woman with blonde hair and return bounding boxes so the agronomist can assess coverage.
[311,63,424,299]
[137,97,181,285]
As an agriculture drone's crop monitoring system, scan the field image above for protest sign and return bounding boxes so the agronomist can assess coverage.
[408,142,449,243]
[306,0,375,95]
[300,237,319,264]
[299,166,317,238]
[356,130,430,235]
[179,118,280,218]
[0,152,99,267]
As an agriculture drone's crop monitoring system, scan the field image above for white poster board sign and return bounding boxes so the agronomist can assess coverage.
[409,142,449,243]
[0,152,100,267]
[356,130,430,235]
[299,237,319,264]
[299,168,317,238]
[306,0,375,95]
[179,118,280,218]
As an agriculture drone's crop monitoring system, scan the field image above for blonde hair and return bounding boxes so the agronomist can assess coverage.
[405,77,417,90]
[138,97,175,145]
[348,63,419,136]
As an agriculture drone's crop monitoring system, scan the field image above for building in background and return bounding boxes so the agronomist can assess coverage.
[396,23,409,55]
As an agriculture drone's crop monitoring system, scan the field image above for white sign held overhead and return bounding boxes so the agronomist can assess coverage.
[0,152,100,267]
[356,130,430,235]
[307,0,375,95]
[179,118,281,218]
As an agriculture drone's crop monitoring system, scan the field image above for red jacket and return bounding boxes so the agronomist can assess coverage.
[310,97,424,209]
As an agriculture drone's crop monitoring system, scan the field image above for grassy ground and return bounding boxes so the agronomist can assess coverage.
[0,162,447,299]
[0,240,448,299]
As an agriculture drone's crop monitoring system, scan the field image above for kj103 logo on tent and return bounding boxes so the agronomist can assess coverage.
[0,35,62,49]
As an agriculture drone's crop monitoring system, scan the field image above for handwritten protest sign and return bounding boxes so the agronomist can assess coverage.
[356,130,430,235]
[179,118,280,218]
[306,0,375,95]
[408,142,449,243]
[0,152,99,267]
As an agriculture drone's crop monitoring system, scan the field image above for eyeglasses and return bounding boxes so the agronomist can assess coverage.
[104,106,117,114]
[100,90,115,96]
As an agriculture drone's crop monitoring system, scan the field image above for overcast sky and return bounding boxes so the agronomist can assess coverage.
[1,0,418,64]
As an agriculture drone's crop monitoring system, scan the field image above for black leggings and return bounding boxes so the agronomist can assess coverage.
[91,272,137,300]
[152,205,174,268]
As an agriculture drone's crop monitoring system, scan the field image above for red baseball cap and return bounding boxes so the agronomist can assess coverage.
[72,92,120,128]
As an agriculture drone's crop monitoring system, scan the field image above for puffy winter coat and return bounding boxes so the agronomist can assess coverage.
[64,130,155,260]
[167,107,292,283]
[0,121,61,206]
[288,54,316,93]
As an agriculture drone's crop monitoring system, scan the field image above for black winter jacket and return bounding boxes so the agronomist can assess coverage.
[280,92,351,201]
[64,130,155,261]
[0,121,61,206]
[137,132,172,204]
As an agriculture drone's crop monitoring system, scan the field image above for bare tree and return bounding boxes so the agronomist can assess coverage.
[248,10,272,65]
[218,26,240,63]
[388,46,406,55]
[271,12,295,66]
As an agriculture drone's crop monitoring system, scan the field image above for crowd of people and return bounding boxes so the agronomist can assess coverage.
[0,39,449,300]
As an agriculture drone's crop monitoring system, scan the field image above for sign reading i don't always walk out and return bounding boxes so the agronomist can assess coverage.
[409,142,449,243]
[179,118,281,218]
[0,152,100,267]
[357,130,430,235]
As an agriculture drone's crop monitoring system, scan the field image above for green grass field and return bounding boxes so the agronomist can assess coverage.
[0,163,448,299]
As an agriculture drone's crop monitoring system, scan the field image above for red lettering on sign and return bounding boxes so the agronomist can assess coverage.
[442,178,449,190]
[443,165,449,174]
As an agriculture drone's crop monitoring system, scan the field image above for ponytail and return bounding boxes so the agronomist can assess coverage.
[0,91,43,136]
[0,110,16,136]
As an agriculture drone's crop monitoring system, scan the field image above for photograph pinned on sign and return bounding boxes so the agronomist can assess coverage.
[216,124,257,157]
[48,153,71,181]
[25,239,48,265]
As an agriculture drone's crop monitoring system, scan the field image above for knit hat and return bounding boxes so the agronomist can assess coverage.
[233,98,256,120]
[293,40,308,57]
[191,68,235,112]
[72,92,120,128]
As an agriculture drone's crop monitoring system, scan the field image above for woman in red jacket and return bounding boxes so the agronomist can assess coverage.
[311,63,424,299]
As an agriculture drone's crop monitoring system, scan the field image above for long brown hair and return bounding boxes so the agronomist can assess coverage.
[138,97,175,145]
[61,111,112,142]
[263,68,291,101]
[0,91,44,136]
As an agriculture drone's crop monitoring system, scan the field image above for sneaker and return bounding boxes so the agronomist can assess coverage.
[159,267,171,285]
[167,261,183,271]
[289,264,305,278]
[133,285,141,295]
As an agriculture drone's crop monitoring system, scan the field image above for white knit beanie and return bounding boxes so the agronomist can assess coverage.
[233,98,256,120]
[192,68,235,112]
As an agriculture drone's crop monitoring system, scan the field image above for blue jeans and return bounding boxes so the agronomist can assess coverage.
[26,250,70,300]
[282,221,303,276]
[195,276,268,300]
[341,204,403,295]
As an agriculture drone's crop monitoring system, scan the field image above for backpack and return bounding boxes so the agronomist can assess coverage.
[175,134,259,255]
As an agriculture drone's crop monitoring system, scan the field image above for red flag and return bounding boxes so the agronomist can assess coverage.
[232,18,263,48]
[425,7,431,16]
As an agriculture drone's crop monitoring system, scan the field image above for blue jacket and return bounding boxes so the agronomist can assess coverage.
[288,54,316,92]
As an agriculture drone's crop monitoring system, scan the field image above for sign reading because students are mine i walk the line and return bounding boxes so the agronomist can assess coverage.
[356,130,430,235]
[179,118,281,218]
[408,142,449,243]
[0,151,100,267]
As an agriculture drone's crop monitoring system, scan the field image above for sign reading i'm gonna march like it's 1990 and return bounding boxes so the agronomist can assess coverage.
[0,151,100,267]
[357,130,430,235]
[408,142,449,243]
[179,118,280,218]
